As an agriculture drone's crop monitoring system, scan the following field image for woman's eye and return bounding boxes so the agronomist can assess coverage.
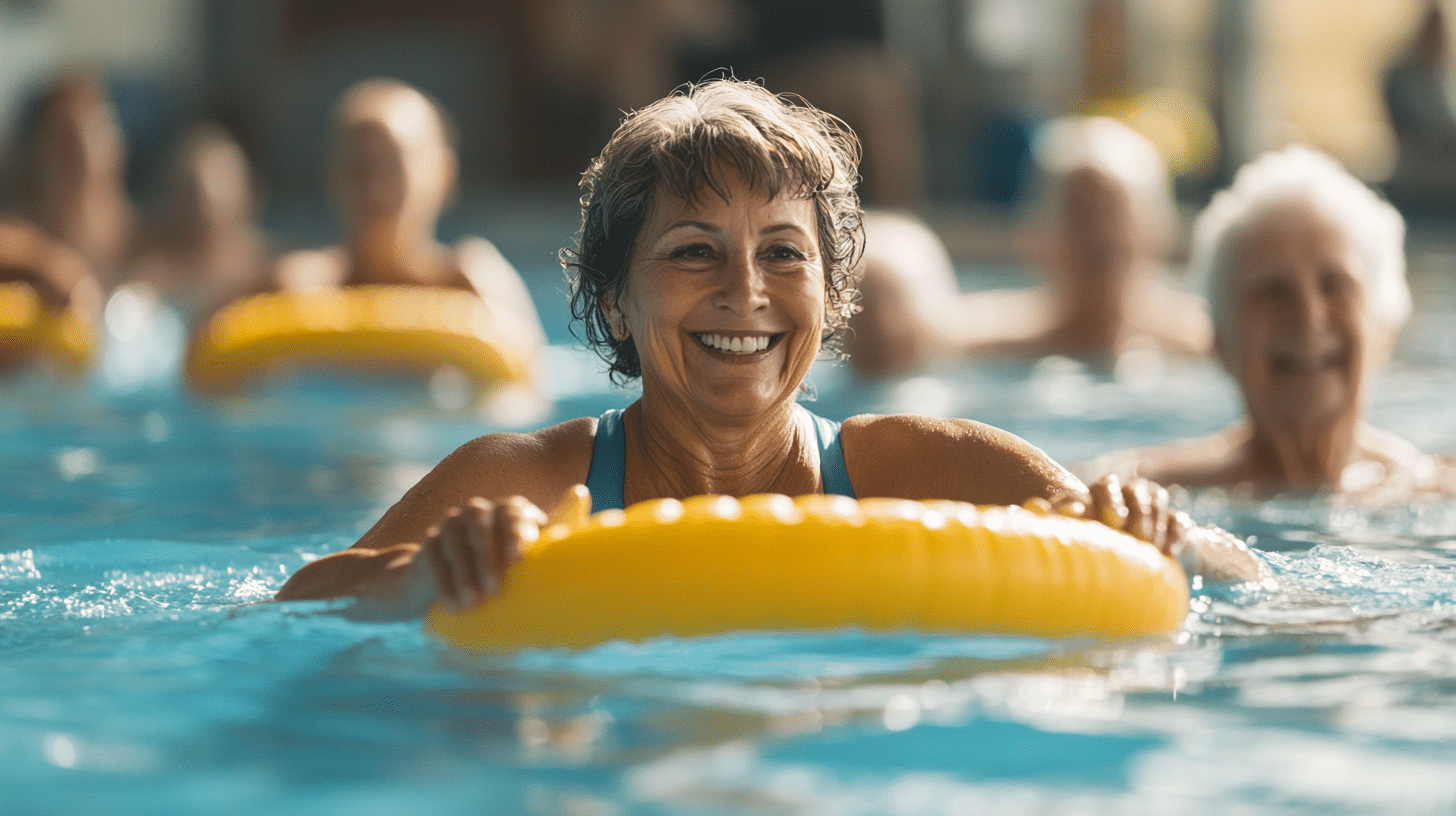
[767,245,806,261]
[669,244,714,259]
[1320,270,1355,296]
[1247,278,1290,301]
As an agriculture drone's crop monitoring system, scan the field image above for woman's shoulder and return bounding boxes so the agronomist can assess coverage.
[434,416,598,506]
[453,415,597,466]
[840,413,1081,505]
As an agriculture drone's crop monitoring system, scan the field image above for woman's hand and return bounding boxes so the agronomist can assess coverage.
[416,495,548,613]
[1045,474,1272,585]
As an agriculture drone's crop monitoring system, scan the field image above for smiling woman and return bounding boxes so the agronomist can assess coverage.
[1086,145,1456,500]
[273,79,1267,619]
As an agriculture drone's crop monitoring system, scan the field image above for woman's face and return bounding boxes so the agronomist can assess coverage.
[610,168,825,421]
[1225,201,1374,434]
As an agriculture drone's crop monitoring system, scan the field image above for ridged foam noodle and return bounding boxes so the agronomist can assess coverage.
[185,285,534,394]
[425,494,1191,651]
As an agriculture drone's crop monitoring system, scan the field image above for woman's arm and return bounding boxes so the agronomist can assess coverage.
[273,418,595,616]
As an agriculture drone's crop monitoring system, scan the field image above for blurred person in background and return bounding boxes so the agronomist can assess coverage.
[1082,146,1456,501]
[262,78,546,352]
[221,78,552,418]
[846,116,1210,377]
[517,0,925,207]
[129,123,269,322]
[670,0,927,207]
[13,71,135,288]
[1383,0,1456,209]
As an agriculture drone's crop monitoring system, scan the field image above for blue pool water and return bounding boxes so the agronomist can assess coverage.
[6,250,1456,816]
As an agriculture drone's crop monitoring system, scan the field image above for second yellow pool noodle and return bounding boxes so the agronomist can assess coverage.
[0,281,98,373]
[186,285,534,394]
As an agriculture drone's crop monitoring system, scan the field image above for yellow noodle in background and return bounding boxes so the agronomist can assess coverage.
[186,285,534,394]
[0,280,97,373]
[427,494,1190,652]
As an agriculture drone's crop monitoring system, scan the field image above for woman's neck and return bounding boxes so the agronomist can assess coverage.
[348,222,448,286]
[622,397,819,504]
[1048,268,1147,353]
[1243,414,1361,487]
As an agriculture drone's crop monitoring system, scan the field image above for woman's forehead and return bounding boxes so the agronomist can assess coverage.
[1236,201,1352,266]
[644,179,816,229]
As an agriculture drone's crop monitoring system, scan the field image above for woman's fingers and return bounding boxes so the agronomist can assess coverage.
[1088,474,1128,530]
[488,496,546,588]
[426,505,487,612]
[1120,478,1171,547]
[422,496,546,612]
[1047,489,1090,519]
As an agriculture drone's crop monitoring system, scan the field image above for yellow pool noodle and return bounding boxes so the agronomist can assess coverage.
[0,281,97,373]
[426,493,1190,651]
[186,285,533,394]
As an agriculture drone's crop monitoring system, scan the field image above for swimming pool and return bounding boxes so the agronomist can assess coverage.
[6,245,1456,816]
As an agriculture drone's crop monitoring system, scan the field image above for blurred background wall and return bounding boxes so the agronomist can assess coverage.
[0,0,1447,254]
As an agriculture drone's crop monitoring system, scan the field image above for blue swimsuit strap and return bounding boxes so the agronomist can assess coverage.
[583,406,856,513]
[585,409,628,514]
[808,409,856,499]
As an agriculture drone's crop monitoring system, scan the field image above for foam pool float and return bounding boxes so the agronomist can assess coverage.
[0,281,98,373]
[426,493,1190,651]
[186,285,535,394]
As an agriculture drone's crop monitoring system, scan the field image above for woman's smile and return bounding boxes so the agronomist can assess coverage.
[691,331,784,355]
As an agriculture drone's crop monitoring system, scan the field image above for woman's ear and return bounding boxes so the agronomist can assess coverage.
[602,296,629,341]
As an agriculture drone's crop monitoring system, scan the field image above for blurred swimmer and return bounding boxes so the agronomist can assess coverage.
[0,219,101,371]
[1084,146,1456,500]
[258,78,548,415]
[268,79,543,335]
[846,117,1210,377]
[130,123,268,320]
[17,71,135,287]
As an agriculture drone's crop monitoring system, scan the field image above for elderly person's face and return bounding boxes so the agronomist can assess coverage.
[336,93,453,228]
[607,167,825,419]
[1224,201,1375,432]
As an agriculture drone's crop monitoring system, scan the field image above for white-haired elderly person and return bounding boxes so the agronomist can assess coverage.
[845,115,1211,377]
[272,79,1267,612]
[1084,145,1456,499]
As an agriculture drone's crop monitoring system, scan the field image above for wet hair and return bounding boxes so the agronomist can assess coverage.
[1025,115,1178,251]
[563,78,864,384]
[1190,145,1410,337]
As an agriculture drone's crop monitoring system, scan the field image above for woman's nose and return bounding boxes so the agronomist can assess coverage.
[717,251,770,314]
[1289,278,1330,332]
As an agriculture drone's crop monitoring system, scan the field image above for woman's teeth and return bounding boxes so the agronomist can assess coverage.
[698,334,771,353]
